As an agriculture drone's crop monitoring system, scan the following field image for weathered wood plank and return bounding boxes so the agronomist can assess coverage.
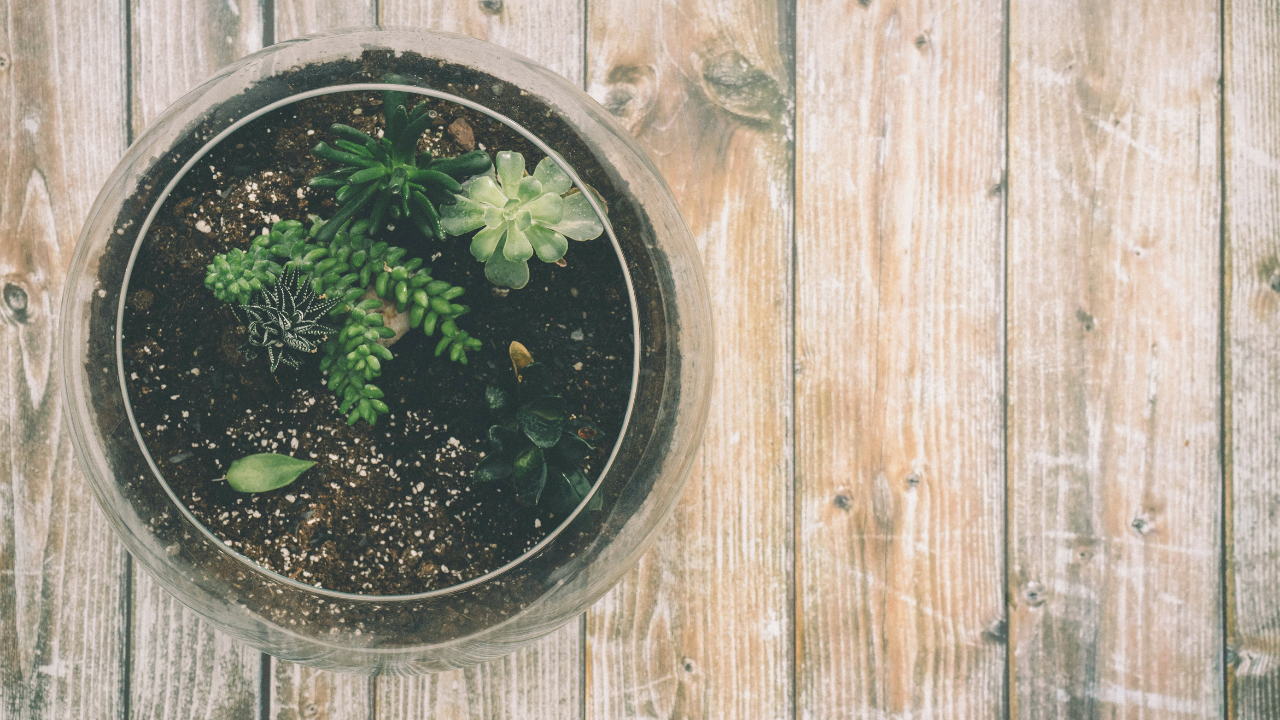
[374,623,581,719]
[377,0,585,87]
[1007,0,1224,717]
[1226,1,1280,717]
[0,0,129,717]
[794,0,1007,717]
[275,0,376,43]
[584,0,793,718]
[130,0,265,139]
[370,3,585,717]
[129,582,262,720]
[127,1,267,717]
[272,664,372,720]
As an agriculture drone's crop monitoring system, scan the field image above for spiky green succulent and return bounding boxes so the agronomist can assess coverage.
[309,88,492,243]
[475,359,603,510]
[440,151,606,289]
[236,266,339,371]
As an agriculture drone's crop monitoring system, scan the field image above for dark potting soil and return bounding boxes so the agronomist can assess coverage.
[118,89,635,595]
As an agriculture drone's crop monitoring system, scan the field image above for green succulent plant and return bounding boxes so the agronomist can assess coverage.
[474,345,603,509]
[309,87,492,243]
[204,237,283,305]
[440,151,606,289]
[205,217,480,426]
[236,266,338,371]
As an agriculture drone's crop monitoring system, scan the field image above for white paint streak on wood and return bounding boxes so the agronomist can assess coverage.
[795,0,1006,717]
[584,0,793,717]
[1226,1,1280,718]
[1007,0,1224,717]
[0,0,129,717]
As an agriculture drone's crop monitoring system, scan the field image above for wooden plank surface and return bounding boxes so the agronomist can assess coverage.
[1226,1,1280,718]
[583,0,793,718]
[1007,0,1224,717]
[794,0,1007,717]
[0,0,130,718]
[378,0,586,86]
[127,1,268,718]
[371,3,586,716]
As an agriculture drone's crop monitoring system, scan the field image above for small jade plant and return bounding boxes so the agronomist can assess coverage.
[309,84,491,243]
[440,151,606,289]
[474,342,603,510]
[226,453,316,493]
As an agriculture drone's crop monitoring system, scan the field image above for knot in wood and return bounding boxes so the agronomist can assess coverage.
[4,282,29,323]
[698,50,785,126]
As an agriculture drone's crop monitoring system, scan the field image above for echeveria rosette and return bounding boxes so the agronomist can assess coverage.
[439,151,606,289]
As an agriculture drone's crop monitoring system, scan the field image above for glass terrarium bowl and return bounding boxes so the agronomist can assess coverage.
[60,27,712,674]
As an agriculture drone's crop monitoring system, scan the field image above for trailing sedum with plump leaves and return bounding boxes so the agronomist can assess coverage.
[205,217,481,426]
[440,151,606,289]
[309,85,492,243]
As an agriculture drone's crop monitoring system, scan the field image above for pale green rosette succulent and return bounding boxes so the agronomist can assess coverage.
[439,151,605,289]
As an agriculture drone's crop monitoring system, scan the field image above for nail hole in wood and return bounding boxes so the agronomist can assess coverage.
[478,0,503,14]
[0,55,9,71]
[682,657,696,673]
[1023,581,1046,606]
[833,493,852,511]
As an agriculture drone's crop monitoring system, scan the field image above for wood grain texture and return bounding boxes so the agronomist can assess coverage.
[0,0,129,717]
[371,3,585,718]
[584,0,793,718]
[127,2,268,717]
[1007,0,1224,717]
[272,663,372,720]
[129,0,265,138]
[794,0,1007,717]
[1226,1,1280,717]
[275,0,377,43]
[128,581,261,720]
[374,623,581,719]
[378,0,585,87]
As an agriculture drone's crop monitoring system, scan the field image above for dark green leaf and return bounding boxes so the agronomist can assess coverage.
[430,150,493,179]
[489,425,521,455]
[549,432,592,467]
[517,362,552,398]
[226,453,316,493]
[563,468,593,504]
[511,446,547,505]
[518,395,568,448]
[474,452,513,482]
